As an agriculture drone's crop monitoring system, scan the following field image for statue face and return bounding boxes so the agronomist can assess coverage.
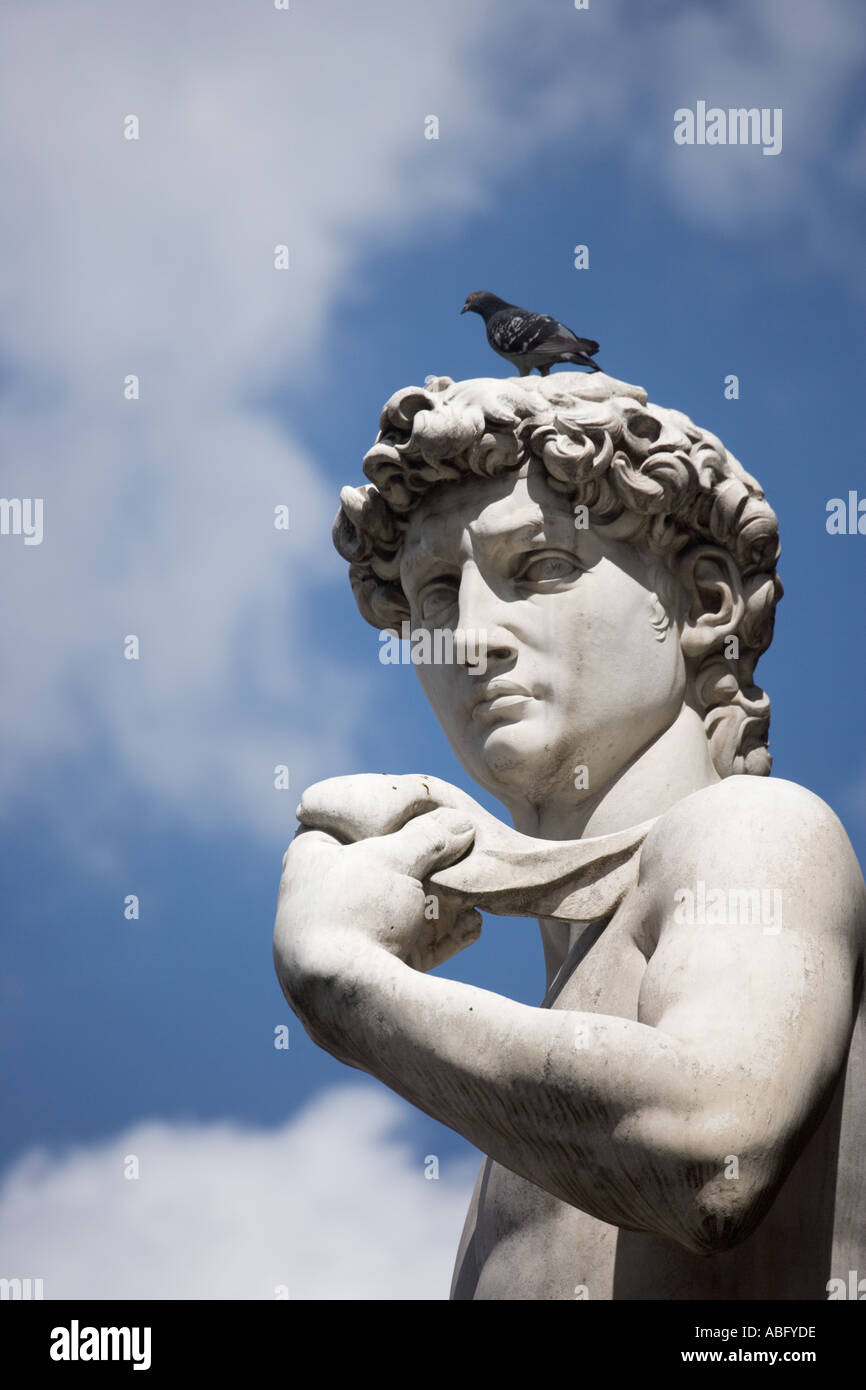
[400,460,688,818]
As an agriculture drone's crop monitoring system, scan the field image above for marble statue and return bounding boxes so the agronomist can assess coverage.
[273,372,866,1300]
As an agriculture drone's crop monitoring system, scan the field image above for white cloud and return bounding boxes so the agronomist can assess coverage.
[0,0,518,841]
[648,0,866,246]
[0,1086,478,1299]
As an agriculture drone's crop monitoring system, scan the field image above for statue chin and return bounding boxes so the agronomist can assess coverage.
[470,722,568,801]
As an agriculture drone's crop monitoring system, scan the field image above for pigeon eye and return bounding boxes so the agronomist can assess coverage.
[516,552,581,586]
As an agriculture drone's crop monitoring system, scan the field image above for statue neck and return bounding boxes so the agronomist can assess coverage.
[509,702,720,841]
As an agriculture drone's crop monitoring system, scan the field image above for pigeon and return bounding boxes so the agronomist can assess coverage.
[460,291,602,375]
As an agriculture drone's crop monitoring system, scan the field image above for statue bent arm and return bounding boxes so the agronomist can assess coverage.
[274,774,864,1256]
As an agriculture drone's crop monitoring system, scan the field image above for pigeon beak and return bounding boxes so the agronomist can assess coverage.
[460,304,469,314]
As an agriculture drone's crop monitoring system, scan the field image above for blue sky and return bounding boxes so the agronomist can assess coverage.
[1,0,865,1297]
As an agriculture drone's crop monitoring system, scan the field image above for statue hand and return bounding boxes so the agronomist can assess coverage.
[295,772,488,843]
[274,806,482,1043]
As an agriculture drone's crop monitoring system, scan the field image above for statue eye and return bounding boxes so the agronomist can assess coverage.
[418,579,458,622]
[517,552,581,585]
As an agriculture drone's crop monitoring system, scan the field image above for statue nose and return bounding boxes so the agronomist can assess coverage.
[456,566,518,666]
[463,633,517,670]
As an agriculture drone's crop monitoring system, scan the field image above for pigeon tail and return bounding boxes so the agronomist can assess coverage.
[560,352,602,373]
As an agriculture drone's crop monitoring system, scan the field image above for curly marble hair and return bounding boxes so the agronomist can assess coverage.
[333,373,783,777]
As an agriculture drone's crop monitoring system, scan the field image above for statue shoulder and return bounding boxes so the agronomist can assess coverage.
[639,777,866,926]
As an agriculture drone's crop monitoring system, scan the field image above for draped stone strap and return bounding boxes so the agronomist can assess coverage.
[430,802,656,923]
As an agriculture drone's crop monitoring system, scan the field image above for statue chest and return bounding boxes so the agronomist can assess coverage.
[540,907,648,1022]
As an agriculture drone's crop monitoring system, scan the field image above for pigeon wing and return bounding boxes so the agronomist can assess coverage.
[487,311,560,356]
[536,322,600,357]
[489,312,599,358]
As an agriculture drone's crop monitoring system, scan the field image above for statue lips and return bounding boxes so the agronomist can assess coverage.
[470,678,532,726]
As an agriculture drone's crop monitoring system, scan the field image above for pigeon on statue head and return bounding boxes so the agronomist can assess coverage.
[460,291,602,376]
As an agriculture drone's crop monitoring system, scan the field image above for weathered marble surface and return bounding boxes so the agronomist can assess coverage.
[275,374,866,1300]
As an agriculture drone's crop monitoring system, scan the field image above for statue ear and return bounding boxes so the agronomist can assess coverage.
[678,546,745,661]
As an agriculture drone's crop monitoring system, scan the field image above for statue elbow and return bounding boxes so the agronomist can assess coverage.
[680,1172,779,1256]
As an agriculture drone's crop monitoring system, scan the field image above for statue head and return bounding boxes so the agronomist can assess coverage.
[333,373,782,811]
